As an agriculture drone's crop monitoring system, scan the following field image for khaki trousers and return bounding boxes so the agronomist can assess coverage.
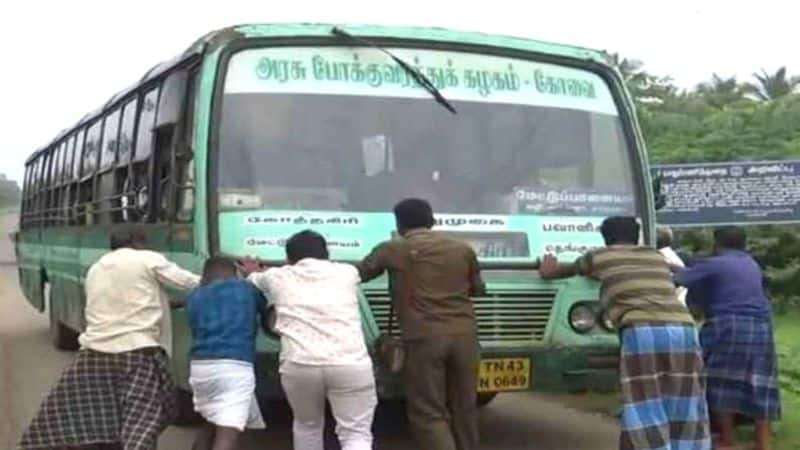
[404,333,479,450]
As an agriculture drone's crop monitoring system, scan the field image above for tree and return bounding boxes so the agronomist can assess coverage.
[609,53,678,104]
[0,173,21,209]
[695,74,747,109]
[744,67,800,101]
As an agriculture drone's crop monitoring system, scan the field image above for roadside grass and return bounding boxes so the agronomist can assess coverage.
[771,312,800,449]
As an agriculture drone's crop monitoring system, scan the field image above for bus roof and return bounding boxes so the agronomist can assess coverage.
[27,23,614,164]
[228,23,611,64]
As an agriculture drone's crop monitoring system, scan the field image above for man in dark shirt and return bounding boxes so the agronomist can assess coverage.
[358,198,485,450]
[186,257,268,450]
[675,226,780,450]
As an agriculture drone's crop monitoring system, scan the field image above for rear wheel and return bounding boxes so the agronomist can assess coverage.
[477,392,498,407]
[47,284,79,351]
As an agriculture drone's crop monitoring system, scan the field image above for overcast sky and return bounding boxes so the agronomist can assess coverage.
[0,0,796,183]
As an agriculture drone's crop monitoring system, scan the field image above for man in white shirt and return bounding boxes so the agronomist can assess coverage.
[657,225,688,305]
[242,230,376,450]
[18,229,200,450]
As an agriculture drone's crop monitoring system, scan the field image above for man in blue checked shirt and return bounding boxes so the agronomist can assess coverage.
[185,257,269,450]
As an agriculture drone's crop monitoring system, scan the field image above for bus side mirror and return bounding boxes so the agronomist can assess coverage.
[653,176,666,211]
[155,70,189,129]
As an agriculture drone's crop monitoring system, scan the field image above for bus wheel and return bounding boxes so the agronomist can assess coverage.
[477,392,498,407]
[173,388,204,426]
[47,285,79,351]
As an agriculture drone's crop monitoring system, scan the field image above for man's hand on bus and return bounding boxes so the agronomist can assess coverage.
[238,257,265,277]
[538,254,560,279]
[538,253,577,279]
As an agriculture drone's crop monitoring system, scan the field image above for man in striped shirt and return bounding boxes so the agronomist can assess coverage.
[539,216,710,450]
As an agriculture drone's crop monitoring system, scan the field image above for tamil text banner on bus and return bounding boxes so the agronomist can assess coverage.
[653,160,800,226]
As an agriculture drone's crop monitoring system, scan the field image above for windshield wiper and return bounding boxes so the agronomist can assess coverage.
[331,27,457,114]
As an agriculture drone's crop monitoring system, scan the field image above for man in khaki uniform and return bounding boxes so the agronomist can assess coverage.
[358,198,485,450]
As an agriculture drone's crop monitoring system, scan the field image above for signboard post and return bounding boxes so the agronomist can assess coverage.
[653,161,800,226]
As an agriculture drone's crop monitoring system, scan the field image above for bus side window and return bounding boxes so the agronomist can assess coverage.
[153,126,173,223]
[70,130,86,226]
[175,68,199,223]
[41,149,54,227]
[96,108,121,225]
[79,120,102,225]
[62,135,78,226]
[49,142,65,226]
[126,86,160,223]
[37,154,48,226]
[152,68,195,224]
[113,96,139,223]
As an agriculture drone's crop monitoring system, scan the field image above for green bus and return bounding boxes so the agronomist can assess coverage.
[15,24,657,415]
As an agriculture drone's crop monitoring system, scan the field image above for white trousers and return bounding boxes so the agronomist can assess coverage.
[280,361,377,450]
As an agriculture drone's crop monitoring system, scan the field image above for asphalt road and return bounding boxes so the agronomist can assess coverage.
[0,212,620,449]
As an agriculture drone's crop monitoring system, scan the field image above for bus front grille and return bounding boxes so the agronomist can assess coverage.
[365,291,556,342]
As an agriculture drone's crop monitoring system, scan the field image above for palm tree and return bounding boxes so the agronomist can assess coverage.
[696,74,745,109]
[609,53,648,87]
[744,67,800,101]
[609,53,677,103]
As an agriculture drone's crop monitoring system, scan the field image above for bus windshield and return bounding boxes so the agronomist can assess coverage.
[216,46,637,262]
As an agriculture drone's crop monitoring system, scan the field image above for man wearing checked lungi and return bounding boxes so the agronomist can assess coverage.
[18,229,201,450]
[675,226,780,450]
[540,216,711,450]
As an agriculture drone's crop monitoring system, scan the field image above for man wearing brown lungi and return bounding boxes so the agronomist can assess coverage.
[358,198,485,450]
[18,229,200,450]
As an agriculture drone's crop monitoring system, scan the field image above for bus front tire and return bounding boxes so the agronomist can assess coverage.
[47,286,79,351]
[173,388,204,426]
[477,392,498,407]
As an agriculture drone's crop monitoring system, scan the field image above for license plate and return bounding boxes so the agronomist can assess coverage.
[478,358,531,393]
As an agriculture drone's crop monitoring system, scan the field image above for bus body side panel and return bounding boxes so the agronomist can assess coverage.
[17,228,44,311]
[43,226,82,331]
[72,226,107,332]
[166,239,205,392]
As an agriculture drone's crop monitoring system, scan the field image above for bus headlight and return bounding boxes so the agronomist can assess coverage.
[599,309,615,331]
[569,303,597,333]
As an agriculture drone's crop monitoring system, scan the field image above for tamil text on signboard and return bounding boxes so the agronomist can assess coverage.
[653,160,800,226]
